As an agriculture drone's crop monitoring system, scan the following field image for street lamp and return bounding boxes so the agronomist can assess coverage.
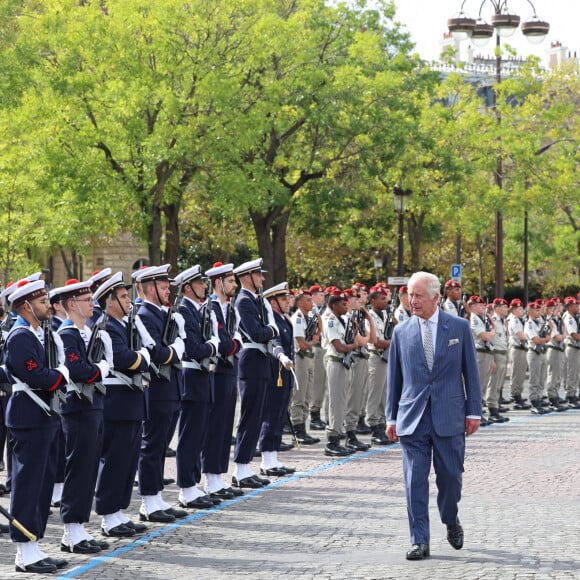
[447,0,550,298]
[373,251,383,282]
[393,185,412,277]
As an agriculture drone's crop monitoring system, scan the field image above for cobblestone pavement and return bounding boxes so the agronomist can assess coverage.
[1,405,580,579]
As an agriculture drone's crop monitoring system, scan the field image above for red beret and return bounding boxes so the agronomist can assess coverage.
[528,301,541,309]
[492,298,508,307]
[398,285,408,294]
[564,296,578,306]
[445,280,461,288]
[544,299,557,307]
[468,295,485,304]
[510,299,524,308]
[309,285,323,294]
[295,289,312,297]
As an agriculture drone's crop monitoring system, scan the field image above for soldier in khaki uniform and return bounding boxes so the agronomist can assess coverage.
[562,297,580,408]
[506,299,530,410]
[308,285,327,430]
[545,299,567,411]
[525,301,552,414]
[486,298,510,422]
[321,290,366,457]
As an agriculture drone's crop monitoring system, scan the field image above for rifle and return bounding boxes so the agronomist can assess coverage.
[199,278,217,372]
[458,294,467,318]
[158,280,185,381]
[257,287,276,356]
[355,309,370,359]
[218,300,237,368]
[380,291,399,362]
[482,300,493,351]
[296,312,319,360]
[43,317,65,416]
[341,313,355,369]
[533,316,550,354]
[126,284,152,390]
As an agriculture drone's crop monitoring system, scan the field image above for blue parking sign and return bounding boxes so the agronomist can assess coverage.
[451,264,461,278]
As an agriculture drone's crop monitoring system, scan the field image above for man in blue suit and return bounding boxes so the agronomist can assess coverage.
[386,271,481,561]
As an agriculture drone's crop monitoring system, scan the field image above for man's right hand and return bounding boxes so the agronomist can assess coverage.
[386,424,398,442]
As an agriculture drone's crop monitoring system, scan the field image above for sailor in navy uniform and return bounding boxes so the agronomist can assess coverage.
[5,279,70,574]
[201,262,244,500]
[135,265,188,523]
[232,258,292,488]
[56,279,113,554]
[167,265,218,510]
[86,269,112,328]
[258,282,296,477]
[93,272,150,537]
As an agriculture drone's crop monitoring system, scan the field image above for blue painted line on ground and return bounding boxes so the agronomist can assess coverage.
[58,409,579,577]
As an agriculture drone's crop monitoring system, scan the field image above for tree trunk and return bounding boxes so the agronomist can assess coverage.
[149,203,163,266]
[250,205,290,286]
[163,200,181,273]
[408,212,425,273]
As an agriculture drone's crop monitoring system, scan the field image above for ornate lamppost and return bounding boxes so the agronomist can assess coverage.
[393,185,412,277]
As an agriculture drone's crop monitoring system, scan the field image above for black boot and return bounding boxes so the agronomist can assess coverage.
[488,407,509,423]
[282,416,293,434]
[530,399,549,414]
[324,436,355,457]
[345,431,370,452]
[512,395,531,410]
[356,415,372,435]
[294,424,320,445]
[549,397,567,412]
[567,396,580,409]
[370,424,391,445]
[309,411,327,431]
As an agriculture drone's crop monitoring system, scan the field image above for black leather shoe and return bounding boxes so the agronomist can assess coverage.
[324,441,355,457]
[210,488,236,500]
[89,539,109,550]
[406,543,430,560]
[447,522,464,550]
[309,418,327,430]
[16,559,58,574]
[497,405,510,413]
[165,507,188,519]
[139,509,176,523]
[479,416,491,426]
[253,474,271,486]
[278,442,294,452]
[295,432,320,445]
[280,465,296,474]
[0,483,6,496]
[260,467,287,477]
[61,539,101,554]
[162,478,175,486]
[179,496,214,509]
[102,523,136,537]
[44,557,69,569]
[0,523,9,533]
[222,486,244,497]
[355,418,372,435]
[165,446,176,457]
[345,431,370,451]
[232,476,263,489]
[51,501,61,508]
[124,520,148,533]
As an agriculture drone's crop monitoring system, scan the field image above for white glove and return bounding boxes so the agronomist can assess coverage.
[263,298,277,326]
[138,347,151,367]
[172,312,187,339]
[211,311,219,338]
[56,364,70,384]
[233,330,243,344]
[97,360,110,379]
[53,332,66,366]
[135,316,155,349]
[99,330,114,370]
[207,336,219,354]
[171,337,185,360]
[277,353,293,370]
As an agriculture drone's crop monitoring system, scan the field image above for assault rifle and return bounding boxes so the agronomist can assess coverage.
[158,280,185,381]
[482,300,493,351]
[257,287,277,356]
[219,300,237,368]
[533,316,550,354]
[122,286,151,391]
[296,312,319,360]
[381,291,399,362]
[43,317,65,416]
[199,278,217,372]
[341,313,356,369]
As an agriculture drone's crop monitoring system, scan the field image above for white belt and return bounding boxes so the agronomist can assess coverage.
[103,378,129,386]
[12,381,53,415]
[182,360,203,371]
[242,342,268,354]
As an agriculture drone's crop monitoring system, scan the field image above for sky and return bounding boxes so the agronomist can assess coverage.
[390,0,579,65]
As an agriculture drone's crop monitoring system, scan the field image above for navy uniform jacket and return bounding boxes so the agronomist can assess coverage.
[104,317,147,421]
[137,301,181,408]
[4,319,65,429]
[58,319,105,413]
[211,300,241,376]
[271,311,294,386]
[179,298,213,403]
[235,289,278,381]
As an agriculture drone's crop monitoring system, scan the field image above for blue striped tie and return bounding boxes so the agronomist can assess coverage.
[424,319,434,371]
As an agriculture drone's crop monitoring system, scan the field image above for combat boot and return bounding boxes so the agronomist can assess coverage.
[309,411,327,431]
[324,436,355,457]
[512,395,531,410]
[549,397,567,412]
[294,424,320,445]
[345,431,370,452]
[370,424,391,445]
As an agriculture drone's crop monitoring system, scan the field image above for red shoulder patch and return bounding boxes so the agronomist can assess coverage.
[218,323,224,330]
[67,352,80,364]
[26,359,38,372]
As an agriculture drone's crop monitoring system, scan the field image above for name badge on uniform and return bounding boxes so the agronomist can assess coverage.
[448,338,459,346]
[328,320,334,328]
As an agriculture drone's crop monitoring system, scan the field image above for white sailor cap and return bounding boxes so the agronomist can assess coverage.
[93,272,129,303]
[172,265,203,286]
[88,268,112,291]
[133,264,172,283]
[25,272,43,282]
[9,280,47,308]
[205,262,234,279]
[50,279,93,302]
[263,281,290,300]
[233,258,267,277]
[131,266,153,280]
[1,283,17,303]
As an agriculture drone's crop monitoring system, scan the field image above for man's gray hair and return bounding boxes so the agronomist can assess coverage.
[408,271,441,299]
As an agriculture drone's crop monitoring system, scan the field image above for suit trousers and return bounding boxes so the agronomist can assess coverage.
[61,409,104,524]
[508,347,527,397]
[366,354,388,427]
[564,346,579,396]
[310,346,327,415]
[486,351,507,407]
[399,406,465,545]
[527,350,546,401]
[234,377,268,464]
[546,348,564,397]
[324,359,350,437]
[95,420,142,515]
[9,424,59,542]
[290,354,315,425]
